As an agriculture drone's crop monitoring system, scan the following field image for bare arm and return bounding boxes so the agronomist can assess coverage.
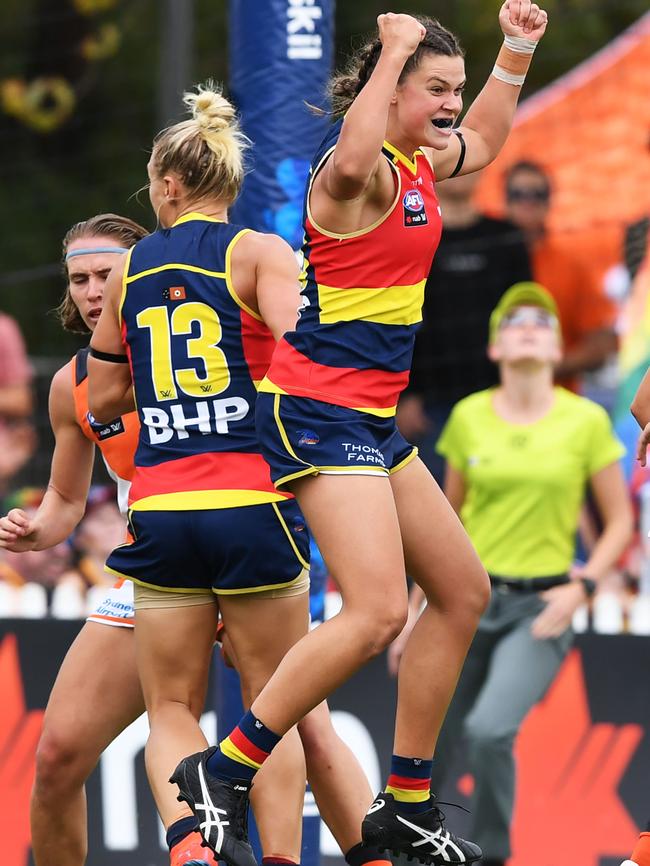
[631,368,650,466]
[320,14,426,202]
[432,1,548,180]
[631,367,650,428]
[0,364,95,551]
[531,460,633,639]
[443,462,467,515]
[581,461,634,581]
[250,234,303,340]
[88,257,135,422]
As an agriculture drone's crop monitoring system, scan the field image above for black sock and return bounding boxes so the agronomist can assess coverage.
[166,815,198,851]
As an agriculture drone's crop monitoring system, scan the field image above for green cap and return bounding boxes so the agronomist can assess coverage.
[489,281,560,345]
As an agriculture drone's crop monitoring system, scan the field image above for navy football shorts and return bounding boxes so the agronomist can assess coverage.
[255,392,418,490]
[106,498,310,595]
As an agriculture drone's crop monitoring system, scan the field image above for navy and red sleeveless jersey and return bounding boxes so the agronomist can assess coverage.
[119,213,284,511]
[259,118,442,416]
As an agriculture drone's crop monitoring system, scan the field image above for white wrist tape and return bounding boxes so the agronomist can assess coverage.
[491,66,526,86]
[503,34,538,54]
[491,36,537,86]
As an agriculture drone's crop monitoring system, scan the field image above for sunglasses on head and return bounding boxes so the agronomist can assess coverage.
[506,187,550,203]
[500,307,557,330]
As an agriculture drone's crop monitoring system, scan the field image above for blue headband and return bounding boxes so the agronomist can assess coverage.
[65,246,128,260]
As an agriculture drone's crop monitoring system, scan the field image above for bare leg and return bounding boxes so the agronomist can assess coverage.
[390,458,490,757]
[223,627,376,858]
[219,591,311,862]
[31,623,144,866]
[251,475,408,733]
[298,702,374,854]
[135,600,219,826]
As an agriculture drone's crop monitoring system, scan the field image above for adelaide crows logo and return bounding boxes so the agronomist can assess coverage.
[403,189,428,227]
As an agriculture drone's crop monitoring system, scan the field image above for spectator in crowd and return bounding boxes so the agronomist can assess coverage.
[398,170,531,482]
[389,283,633,866]
[504,160,618,393]
[0,311,35,493]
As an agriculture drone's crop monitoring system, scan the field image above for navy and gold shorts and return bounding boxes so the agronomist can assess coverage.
[105,499,310,595]
[255,392,418,490]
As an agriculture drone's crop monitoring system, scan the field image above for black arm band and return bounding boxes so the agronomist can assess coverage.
[89,346,129,364]
[449,130,466,178]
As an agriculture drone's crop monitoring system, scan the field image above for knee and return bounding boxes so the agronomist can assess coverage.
[468,568,491,620]
[297,713,333,767]
[354,604,408,659]
[433,565,490,629]
[34,728,92,798]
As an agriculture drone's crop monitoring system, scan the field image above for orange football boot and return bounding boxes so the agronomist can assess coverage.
[170,830,219,866]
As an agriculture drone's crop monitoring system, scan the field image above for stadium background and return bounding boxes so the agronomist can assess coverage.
[2,1,650,865]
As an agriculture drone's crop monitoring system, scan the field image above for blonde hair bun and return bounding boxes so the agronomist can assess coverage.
[184,82,235,133]
[151,80,248,207]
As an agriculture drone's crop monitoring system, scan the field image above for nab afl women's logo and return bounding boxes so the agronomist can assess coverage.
[403,189,428,226]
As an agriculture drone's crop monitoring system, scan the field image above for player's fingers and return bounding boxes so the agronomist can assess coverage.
[524,3,540,32]
[509,0,523,25]
[6,508,29,528]
[518,0,532,24]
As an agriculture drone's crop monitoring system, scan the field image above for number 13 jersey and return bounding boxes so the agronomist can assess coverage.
[119,213,289,512]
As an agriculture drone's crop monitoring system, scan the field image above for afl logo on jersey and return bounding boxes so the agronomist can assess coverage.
[403,190,428,227]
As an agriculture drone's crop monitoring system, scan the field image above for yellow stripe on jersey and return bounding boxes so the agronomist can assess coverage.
[125,262,227,283]
[352,405,397,418]
[258,377,287,395]
[317,279,426,327]
[129,489,287,511]
[224,229,263,321]
[382,141,424,175]
[259,379,397,417]
[171,212,226,227]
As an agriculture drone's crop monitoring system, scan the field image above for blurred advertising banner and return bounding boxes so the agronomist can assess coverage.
[228,0,334,249]
[1,621,649,866]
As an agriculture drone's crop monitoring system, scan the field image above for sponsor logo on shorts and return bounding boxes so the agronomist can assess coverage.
[341,442,386,467]
[297,429,320,446]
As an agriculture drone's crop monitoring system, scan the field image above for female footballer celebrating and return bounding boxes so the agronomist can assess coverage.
[171,4,548,866]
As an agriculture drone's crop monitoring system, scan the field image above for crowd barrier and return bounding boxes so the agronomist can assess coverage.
[1,619,649,866]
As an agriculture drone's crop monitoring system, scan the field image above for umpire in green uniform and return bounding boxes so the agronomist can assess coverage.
[390,283,633,866]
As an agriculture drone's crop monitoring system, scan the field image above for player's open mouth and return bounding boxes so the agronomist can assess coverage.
[431,118,453,129]
[88,307,102,320]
